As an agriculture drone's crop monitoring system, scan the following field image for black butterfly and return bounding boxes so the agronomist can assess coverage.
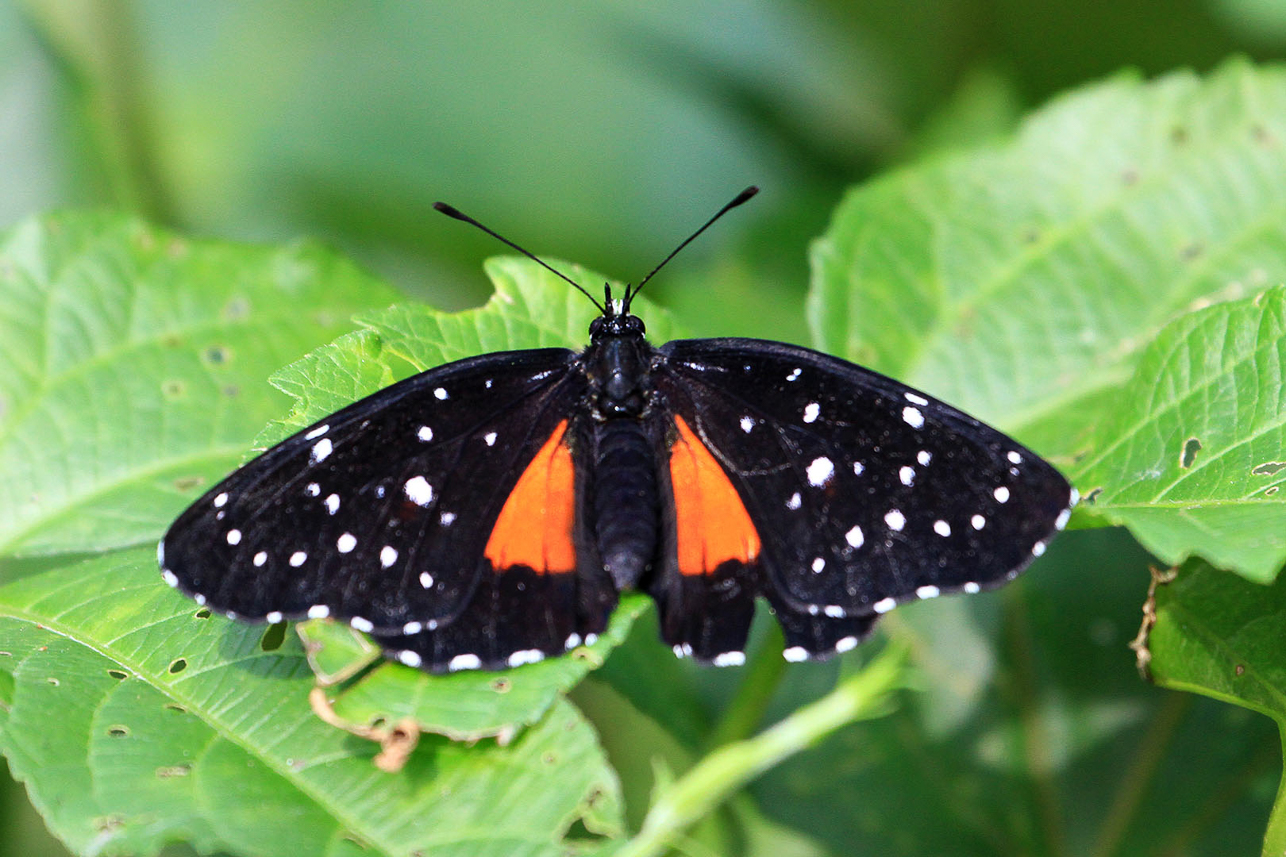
[160,187,1076,672]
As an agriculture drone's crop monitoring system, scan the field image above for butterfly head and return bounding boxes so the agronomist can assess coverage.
[589,284,646,342]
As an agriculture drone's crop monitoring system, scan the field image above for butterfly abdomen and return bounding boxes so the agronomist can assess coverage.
[591,418,660,591]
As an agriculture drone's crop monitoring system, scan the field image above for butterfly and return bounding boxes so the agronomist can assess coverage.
[159,187,1076,673]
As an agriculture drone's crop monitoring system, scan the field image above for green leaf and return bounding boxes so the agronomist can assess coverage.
[0,211,401,558]
[0,547,623,857]
[260,256,685,443]
[810,58,1286,464]
[310,596,649,743]
[1073,286,1286,582]
[1148,559,1286,855]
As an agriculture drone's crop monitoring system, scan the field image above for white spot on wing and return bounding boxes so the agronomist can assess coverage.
[440,511,456,526]
[811,557,825,573]
[290,551,307,567]
[417,425,433,442]
[807,456,834,487]
[310,437,333,463]
[1007,450,1023,465]
[853,461,865,476]
[786,492,802,510]
[508,649,545,667]
[398,650,423,668]
[433,387,448,400]
[304,424,329,440]
[899,466,915,486]
[713,651,746,667]
[306,604,329,619]
[419,572,434,589]
[783,646,809,662]
[484,432,497,446]
[873,597,897,613]
[916,585,941,600]
[253,551,267,567]
[803,402,820,423]
[884,509,905,531]
[740,416,754,433]
[845,525,864,548]
[1055,508,1071,530]
[994,486,1010,503]
[786,368,801,381]
[835,636,859,653]
[404,475,434,506]
[266,611,283,624]
[161,569,179,588]
[351,616,374,633]
[902,406,925,429]
[226,529,241,545]
[380,545,398,567]
[933,519,951,537]
[402,621,423,634]
[1032,540,1047,557]
[917,450,932,466]
[336,533,357,553]
[971,514,986,530]
[905,392,929,406]
[448,653,482,672]
[213,492,228,508]
[324,493,340,515]
[963,582,981,594]
[564,633,582,649]
[305,482,320,497]
[823,605,845,618]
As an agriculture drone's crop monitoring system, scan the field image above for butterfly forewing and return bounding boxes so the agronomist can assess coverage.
[161,348,585,633]
[655,338,1076,623]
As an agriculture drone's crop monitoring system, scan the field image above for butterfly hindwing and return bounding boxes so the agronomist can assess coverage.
[161,348,591,638]
[654,338,1076,644]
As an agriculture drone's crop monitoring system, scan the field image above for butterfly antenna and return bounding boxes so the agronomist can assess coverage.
[434,202,605,313]
[625,185,759,308]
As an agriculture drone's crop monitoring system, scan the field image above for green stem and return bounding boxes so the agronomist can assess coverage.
[615,642,908,857]
[705,621,786,750]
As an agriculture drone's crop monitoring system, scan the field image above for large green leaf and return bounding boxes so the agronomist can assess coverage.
[810,58,1286,464]
[1148,560,1286,856]
[0,211,401,558]
[0,547,622,857]
[1073,287,1286,581]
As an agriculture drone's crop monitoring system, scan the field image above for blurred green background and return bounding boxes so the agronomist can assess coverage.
[2,1,1285,855]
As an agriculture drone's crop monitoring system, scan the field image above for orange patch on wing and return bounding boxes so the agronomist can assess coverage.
[485,420,577,574]
[669,415,760,576]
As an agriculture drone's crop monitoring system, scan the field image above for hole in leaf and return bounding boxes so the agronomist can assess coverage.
[155,763,192,778]
[1120,168,1139,186]
[541,752,558,765]
[1267,486,1279,497]
[107,669,128,680]
[1171,126,1188,145]
[1084,488,1103,504]
[222,384,240,398]
[1179,243,1203,261]
[194,609,211,619]
[370,717,388,730]
[1252,124,1272,145]
[47,677,59,686]
[107,725,130,737]
[1180,438,1202,469]
[491,678,511,694]
[168,658,187,674]
[164,703,187,714]
[1252,461,1286,476]
[0,651,11,657]
[203,345,231,365]
[260,622,287,652]
[1235,663,1246,676]
[161,379,186,399]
